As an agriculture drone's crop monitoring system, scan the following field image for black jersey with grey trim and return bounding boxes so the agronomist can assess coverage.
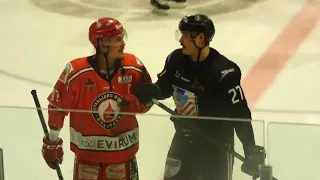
[156,47,255,148]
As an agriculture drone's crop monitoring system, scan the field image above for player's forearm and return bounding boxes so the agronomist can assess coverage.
[232,107,256,147]
[48,128,60,141]
[235,122,255,147]
[48,105,65,141]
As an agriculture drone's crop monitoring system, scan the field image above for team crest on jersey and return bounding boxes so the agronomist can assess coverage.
[91,93,124,129]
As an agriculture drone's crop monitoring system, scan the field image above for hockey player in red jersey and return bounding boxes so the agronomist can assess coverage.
[41,17,153,180]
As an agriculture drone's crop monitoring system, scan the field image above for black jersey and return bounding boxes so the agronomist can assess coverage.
[155,47,255,148]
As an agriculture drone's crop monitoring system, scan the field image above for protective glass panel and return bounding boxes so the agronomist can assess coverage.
[267,118,320,180]
[0,106,264,180]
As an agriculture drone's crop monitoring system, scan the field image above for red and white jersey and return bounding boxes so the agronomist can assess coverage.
[47,53,152,163]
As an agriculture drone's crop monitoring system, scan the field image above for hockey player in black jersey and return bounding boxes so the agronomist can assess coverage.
[132,14,265,180]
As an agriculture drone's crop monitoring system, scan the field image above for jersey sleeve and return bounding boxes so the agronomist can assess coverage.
[47,62,79,129]
[131,57,153,112]
[219,67,256,148]
[132,57,152,84]
[155,52,175,100]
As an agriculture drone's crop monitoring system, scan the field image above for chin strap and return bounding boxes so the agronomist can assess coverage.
[95,43,114,91]
[191,39,205,82]
[191,38,206,62]
[104,46,115,91]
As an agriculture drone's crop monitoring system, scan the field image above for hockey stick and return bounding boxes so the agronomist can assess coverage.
[151,99,246,160]
[31,90,64,180]
[151,98,278,180]
[0,148,4,180]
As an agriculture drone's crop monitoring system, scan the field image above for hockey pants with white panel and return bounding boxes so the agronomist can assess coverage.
[73,156,138,180]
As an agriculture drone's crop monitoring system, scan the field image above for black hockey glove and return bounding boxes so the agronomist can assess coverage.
[241,145,266,179]
[132,83,161,106]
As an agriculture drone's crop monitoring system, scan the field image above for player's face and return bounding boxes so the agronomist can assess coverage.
[107,32,126,60]
[179,32,199,55]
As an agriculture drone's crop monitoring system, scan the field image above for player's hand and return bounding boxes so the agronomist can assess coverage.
[120,94,143,113]
[42,137,63,169]
[241,145,266,178]
[132,83,161,105]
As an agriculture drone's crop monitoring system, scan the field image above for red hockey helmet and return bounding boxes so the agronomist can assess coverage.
[89,17,126,48]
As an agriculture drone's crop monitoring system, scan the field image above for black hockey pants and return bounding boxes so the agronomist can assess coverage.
[164,131,234,180]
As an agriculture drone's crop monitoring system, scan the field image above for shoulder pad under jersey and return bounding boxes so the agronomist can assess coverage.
[58,57,93,85]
